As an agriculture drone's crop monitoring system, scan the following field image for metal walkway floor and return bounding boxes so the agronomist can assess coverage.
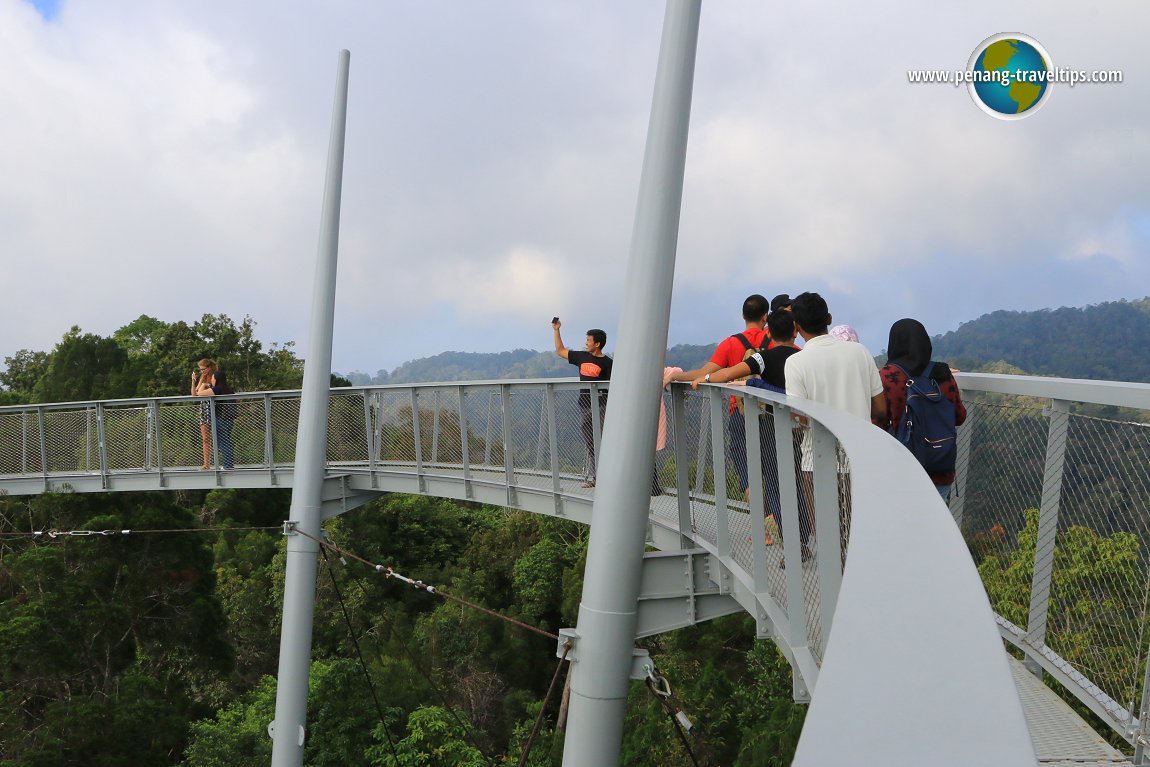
[1011,655,1129,765]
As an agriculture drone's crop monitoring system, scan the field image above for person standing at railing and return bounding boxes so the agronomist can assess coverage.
[785,292,886,564]
[666,293,771,499]
[210,369,236,469]
[692,307,804,545]
[552,319,613,488]
[874,318,967,501]
[192,358,218,470]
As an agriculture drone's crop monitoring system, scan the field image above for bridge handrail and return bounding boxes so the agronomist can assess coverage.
[1,373,1147,750]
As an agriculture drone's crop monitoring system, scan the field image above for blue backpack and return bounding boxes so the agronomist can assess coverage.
[891,362,957,473]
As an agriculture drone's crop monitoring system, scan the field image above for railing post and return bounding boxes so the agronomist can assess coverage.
[152,401,166,482]
[501,385,516,508]
[459,387,473,500]
[95,403,109,486]
[21,410,29,474]
[410,389,424,493]
[950,404,975,529]
[430,388,441,464]
[535,392,549,472]
[545,385,561,511]
[671,385,694,549]
[775,406,806,646]
[812,421,842,657]
[483,389,496,466]
[706,391,726,550]
[145,402,155,471]
[745,399,770,590]
[1024,398,1071,678]
[362,391,377,487]
[589,383,603,479]
[264,394,275,481]
[37,407,47,486]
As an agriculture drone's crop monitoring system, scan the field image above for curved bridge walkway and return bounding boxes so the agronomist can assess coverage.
[2,373,1149,765]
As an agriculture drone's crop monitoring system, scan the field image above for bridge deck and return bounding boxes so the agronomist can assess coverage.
[1009,656,1131,766]
[0,459,1128,764]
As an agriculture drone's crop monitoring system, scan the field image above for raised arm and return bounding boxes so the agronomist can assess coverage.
[552,319,569,360]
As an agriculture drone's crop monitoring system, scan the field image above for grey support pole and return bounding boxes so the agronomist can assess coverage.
[561,4,701,765]
[269,49,350,767]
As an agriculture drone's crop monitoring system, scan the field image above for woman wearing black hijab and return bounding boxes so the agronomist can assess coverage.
[876,319,967,500]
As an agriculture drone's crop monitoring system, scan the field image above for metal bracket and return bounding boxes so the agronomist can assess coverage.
[282,521,298,536]
[558,628,579,661]
[631,648,656,682]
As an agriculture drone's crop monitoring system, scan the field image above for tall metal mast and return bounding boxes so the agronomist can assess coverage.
[269,49,351,767]
[561,3,701,764]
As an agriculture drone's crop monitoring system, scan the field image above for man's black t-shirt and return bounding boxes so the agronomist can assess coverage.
[745,346,800,389]
[567,351,612,408]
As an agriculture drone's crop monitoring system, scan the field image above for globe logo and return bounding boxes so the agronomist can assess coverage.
[967,33,1053,120]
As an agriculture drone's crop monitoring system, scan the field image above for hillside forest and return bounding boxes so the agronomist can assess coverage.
[0,299,1148,765]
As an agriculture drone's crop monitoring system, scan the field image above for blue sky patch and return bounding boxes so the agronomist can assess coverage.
[26,0,60,21]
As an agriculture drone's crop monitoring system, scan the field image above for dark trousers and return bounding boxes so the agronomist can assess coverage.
[580,397,607,479]
[215,418,234,468]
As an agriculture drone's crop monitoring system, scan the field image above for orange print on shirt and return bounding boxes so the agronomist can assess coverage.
[580,362,603,378]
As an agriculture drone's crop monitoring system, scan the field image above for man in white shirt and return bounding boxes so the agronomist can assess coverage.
[784,292,886,563]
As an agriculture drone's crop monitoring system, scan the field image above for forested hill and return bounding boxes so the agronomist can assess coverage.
[345,344,715,385]
[347,298,1150,386]
[932,298,1150,383]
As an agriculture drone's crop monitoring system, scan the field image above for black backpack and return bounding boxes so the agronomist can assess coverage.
[890,362,957,473]
[731,333,769,414]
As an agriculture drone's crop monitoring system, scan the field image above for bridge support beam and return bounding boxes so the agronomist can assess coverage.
[270,50,351,767]
[561,3,701,765]
[635,550,743,637]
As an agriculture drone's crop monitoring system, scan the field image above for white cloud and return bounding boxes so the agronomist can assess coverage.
[0,0,1148,375]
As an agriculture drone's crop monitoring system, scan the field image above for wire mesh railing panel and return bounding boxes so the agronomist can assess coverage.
[1046,412,1150,728]
[677,390,722,549]
[507,387,547,475]
[426,388,465,468]
[41,408,98,473]
[225,397,268,469]
[962,394,1051,633]
[156,401,208,469]
[268,397,302,465]
[371,390,414,464]
[326,392,369,464]
[0,411,41,474]
[103,406,149,471]
[552,387,594,483]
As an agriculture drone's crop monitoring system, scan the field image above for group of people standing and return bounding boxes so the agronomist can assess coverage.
[191,358,236,470]
[555,291,966,559]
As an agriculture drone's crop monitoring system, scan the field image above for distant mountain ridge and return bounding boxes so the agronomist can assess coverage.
[342,298,1150,386]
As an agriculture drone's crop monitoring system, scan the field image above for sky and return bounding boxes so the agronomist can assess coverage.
[1,0,1147,378]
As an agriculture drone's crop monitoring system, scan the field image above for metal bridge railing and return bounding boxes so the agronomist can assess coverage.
[3,373,1150,748]
[952,373,1150,749]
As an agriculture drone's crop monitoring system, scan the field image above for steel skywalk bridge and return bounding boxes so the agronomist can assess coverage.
[1,372,1147,765]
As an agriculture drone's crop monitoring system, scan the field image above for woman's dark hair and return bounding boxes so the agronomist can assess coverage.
[213,370,236,395]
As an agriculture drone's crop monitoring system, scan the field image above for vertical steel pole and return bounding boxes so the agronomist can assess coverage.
[562,4,700,764]
[269,49,350,767]
[1024,398,1070,678]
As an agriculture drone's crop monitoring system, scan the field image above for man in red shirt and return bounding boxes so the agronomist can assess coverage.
[668,294,770,495]
[553,319,613,488]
